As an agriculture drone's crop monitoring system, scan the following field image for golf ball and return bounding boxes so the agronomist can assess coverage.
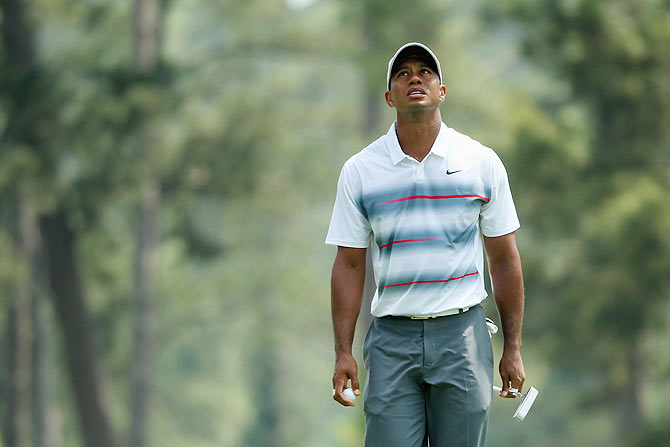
[342,388,356,401]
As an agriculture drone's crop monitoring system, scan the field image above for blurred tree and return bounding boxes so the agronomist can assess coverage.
[40,210,117,447]
[0,0,38,443]
[2,203,33,447]
[129,0,163,445]
[0,0,116,445]
[29,249,57,447]
[3,199,54,447]
[486,0,670,444]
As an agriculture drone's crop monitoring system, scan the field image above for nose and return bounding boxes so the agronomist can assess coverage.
[409,72,422,84]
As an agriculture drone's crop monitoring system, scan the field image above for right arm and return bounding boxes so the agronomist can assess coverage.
[331,245,367,407]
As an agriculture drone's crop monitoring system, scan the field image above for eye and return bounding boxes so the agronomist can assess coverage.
[421,68,431,74]
[397,70,409,77]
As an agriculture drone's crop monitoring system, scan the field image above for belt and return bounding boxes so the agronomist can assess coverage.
[382,304,477,320]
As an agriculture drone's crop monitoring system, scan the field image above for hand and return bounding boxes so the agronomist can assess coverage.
[498,347,525,398]
[332,352,362,407]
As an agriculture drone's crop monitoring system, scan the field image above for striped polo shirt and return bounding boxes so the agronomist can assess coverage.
[326,121,520,317]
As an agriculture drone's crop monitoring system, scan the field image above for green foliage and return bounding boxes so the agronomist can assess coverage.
[483,0,670,443]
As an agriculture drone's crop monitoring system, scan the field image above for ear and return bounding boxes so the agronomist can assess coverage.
[439,85,447,103]
[385,90,395,108]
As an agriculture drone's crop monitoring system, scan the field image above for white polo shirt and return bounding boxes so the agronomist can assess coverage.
[326,121,520,317]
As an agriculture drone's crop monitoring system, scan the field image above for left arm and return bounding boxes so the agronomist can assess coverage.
[483,232,525,398]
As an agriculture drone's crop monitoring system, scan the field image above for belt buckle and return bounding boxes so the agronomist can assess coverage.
[409,307,469,320]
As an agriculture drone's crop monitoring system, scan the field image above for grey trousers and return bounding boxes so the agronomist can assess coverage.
[363,305,493,447]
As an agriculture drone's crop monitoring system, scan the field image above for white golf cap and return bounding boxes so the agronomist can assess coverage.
[386,42,442,91]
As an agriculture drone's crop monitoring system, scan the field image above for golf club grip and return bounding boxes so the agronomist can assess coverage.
[492,386,522,397]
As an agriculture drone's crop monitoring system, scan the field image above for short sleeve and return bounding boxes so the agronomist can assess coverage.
[479,152,520,237]
[325,160,372,247]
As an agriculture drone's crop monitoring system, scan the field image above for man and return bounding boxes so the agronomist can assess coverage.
[326,42,525,446]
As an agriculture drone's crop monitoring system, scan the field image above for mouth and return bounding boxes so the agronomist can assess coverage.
[407,88,426,97]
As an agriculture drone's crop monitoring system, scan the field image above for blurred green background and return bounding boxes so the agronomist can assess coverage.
[1,0,668,446]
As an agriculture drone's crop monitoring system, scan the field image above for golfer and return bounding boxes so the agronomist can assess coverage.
[326,42,525,446]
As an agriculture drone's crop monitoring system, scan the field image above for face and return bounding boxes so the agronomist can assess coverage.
[385,57,446,113]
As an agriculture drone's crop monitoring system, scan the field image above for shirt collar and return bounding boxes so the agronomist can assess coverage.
[386,121,452,165]
[386,122,408,165]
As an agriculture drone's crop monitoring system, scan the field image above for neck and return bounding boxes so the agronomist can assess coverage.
[395,109,443,162]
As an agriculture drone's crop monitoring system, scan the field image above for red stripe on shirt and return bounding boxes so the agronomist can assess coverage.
[383,271,479,288]
[379,194,490,205]
[379,238,442,249]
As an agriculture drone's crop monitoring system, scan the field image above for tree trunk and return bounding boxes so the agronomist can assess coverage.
[616,344,645,446]
[130,178,159,447]
[1,305,14,447]
[2,196,37,447]
[0,0,36,441]
[0,0,35,66]
[130,0,161,445]
[2,0,114,445]
[31,227,60,447]
[3,295,31,447]
[31,289,53,447]
[133,0,159,72]
[39,208,116,447]
[8,195,57,447]
[359,4,382,137]
[243,295,282,446]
